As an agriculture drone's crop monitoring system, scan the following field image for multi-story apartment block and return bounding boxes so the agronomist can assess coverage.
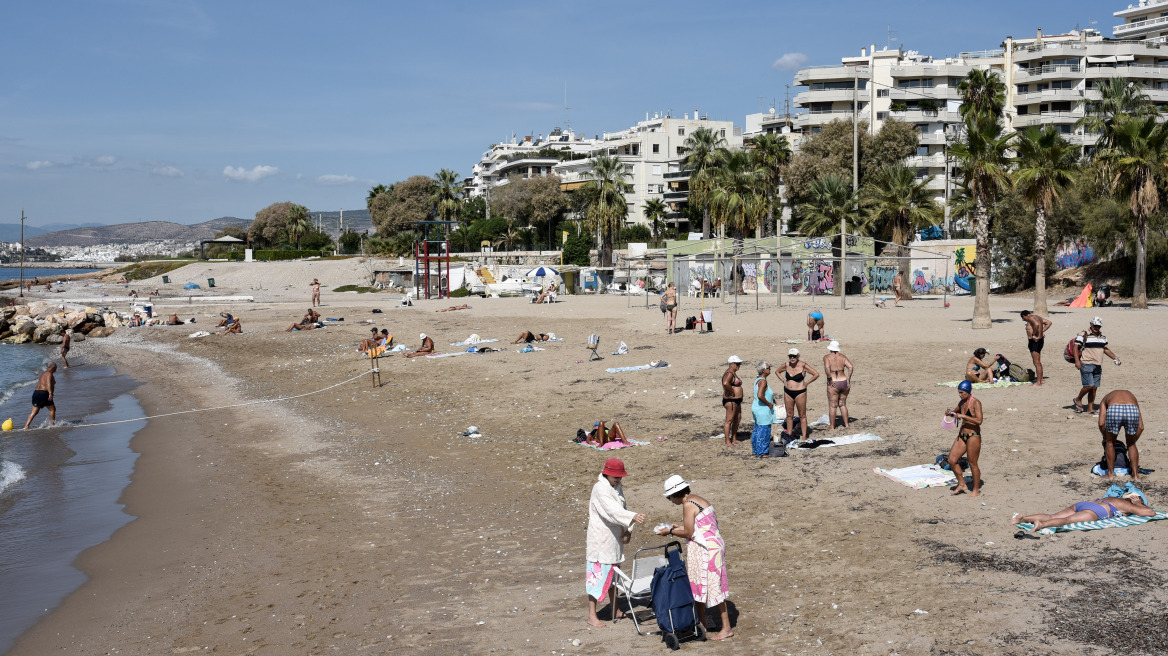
[1114,0,1168,42]
[464,128,598,199]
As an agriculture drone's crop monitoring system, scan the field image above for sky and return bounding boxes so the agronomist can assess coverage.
[1,0,1112,228]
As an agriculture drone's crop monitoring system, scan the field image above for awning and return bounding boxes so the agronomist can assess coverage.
[1087,56,1117,64]
[1116,54,1136,62]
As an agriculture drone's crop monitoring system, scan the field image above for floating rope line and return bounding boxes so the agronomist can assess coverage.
[61,370,370,430]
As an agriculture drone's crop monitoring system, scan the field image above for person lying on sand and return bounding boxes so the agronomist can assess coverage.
[222,319,242,335]
[436,304,470,312]
[404,333,435,358]
[166,314,184,325]
[1010,491,1154,534]
[286,309,321,332]
[587,420,629,446]
[512,331,549,344]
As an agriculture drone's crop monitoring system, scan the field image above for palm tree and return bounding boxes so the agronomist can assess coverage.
[1013,126,1079,316]
[750,133,792,237]
[582,154,632,266]
[1101,114,1168,309]
[861,164,942,300]
[643,198,669,247]
[366,184,389,212]
[433,169,463,235]
[709,149,767,292]
[950,119,1014,329]
[798,174,861,238]
[1078,77,1158,152]
[681,127,727,239]
[958,69,1006,123]
[286,205,311,250]
[494,220,521,252]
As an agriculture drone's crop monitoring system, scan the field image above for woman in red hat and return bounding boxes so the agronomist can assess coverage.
[585,458,646,628]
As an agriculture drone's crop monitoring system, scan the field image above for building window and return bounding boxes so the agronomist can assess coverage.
[652,143,660,153]
[1017,84,1029,93]
[1051,80,1073,90]
[877,89,889,97]
[678,127,685,136]
[917,145,929,156]
[632,144,639,156]
[1017,105,1029,115]
[877,111,888,120]
[677,146,684,156]
[719,129,725,137]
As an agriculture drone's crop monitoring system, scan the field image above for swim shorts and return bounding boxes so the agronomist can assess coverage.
[1104,403,1140,436]
[32,390,54,408]
[1080,363,1101,388]
[1028,337,1044,353]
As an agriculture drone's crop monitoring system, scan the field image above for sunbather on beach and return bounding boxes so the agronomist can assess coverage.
[535,283,557,304]
[404,333,434,358]
[222,319,242,334]
[286,309,321,331]
[435,304,470,312]
[588,420,629,446]
[1009,491,1154,534]
[166,314,184,325]
[966,348,998,383]
[512,331,549,344]
[358,327,381,352]
[216,312,235,328]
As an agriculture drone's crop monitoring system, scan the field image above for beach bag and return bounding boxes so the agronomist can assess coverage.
[1007,363,1033,382]
[685,316,696,330]
[660,296,667,313]
[1096,442,1131,473]
[650,547,697,636]
[994,355,1011,378]
[1064,332,1085,363]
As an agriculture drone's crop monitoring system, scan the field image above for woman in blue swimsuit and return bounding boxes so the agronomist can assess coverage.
[1009,492,1154,534]
[806,311,824,341]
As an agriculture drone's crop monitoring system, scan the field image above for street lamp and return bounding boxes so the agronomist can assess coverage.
[19,209,25,298]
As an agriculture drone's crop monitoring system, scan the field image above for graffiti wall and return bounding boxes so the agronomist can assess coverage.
[1055,241,1096,270]
[903,239,977,295]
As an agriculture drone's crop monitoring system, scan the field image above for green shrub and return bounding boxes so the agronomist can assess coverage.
[450,286,470,298]
[333,284,378,293]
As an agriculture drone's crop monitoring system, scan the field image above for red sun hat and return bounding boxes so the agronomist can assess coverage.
[602,458,628,477]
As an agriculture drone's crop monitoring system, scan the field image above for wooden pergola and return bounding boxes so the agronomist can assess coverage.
[199,235,245,259]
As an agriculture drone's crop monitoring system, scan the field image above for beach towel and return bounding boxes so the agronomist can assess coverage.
[1015,511,1168,535]
[365,344,388,359]
[576,439,651,451]
[606,363,671,374]
[450,337,498,346]
[517,345,545,353]
[788,433,882,450]
[938,380,1028,389]
[874,464,957,489]
[424,352,463,359]
[387,344,409,352]
[188,330,211,338]
[1068,283,1093,308]
[780,336,834,345]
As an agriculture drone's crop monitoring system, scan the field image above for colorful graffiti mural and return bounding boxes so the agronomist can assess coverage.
[1055,241,1096,270]
[953,246,976,292]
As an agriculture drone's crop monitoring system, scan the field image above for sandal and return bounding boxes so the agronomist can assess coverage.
[1072,399,1083,413]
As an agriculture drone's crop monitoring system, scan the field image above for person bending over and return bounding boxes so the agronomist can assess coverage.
[404,333,435,358]
[806,311,824,341]
[1099,390,1144,481]
[1010,491,1153,534]
[512,331,549,344]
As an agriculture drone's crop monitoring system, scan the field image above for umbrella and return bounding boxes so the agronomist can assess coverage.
[525,266,559,278]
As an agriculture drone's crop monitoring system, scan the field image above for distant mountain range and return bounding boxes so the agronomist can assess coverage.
[18,210,375,248]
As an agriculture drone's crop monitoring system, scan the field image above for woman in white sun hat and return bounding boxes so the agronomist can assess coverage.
[781,347,818,442]
[404,333,435,358]
[656,475,732,640]
[823,340,854,429]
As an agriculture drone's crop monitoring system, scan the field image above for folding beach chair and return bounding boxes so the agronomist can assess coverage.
[587,334,602,361]
[611,541,706,648]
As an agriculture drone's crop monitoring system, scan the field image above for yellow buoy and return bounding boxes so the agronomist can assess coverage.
[1,418,13,432]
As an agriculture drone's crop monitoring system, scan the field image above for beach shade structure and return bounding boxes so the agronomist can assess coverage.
[525,266,559,278]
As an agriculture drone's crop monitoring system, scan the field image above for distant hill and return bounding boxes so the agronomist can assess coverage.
[0,224,48,242]
[26,217,248,248]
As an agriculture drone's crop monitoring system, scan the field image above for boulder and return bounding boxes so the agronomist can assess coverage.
[30,303,58,320]
[79,321,101,335]
[9,333,31,344]
[14,305,29,316]
[0,330,11,341]
[45,334,63,345]
[69,331,85,343]
[33,323,62,343]
[2,306,15,320]
[15,318,36,336]
[66,312,88,329]
[87,326,116,338]
[103,313,123,328]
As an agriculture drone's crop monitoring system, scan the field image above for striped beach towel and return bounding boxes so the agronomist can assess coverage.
[1015,510,1168,534]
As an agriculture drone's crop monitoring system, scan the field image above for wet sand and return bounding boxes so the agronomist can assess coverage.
[9,273,1168,655]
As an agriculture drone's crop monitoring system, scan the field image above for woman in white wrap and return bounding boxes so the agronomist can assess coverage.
[585,457,646,628]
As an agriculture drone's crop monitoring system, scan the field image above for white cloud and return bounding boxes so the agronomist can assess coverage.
[316,174,358,186]
[223,164,278,182]
[95,155,116,166]
[772,53,809,71]
[25,160,52,170]
[152,165,184,177]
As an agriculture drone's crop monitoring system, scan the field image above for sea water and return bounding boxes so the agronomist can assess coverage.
[0,344,144,653]
[0,267,102,283]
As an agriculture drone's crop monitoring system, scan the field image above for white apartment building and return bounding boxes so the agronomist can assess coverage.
[464,127,599,199]
[1114,0,1168,42]
[553,112,744,231]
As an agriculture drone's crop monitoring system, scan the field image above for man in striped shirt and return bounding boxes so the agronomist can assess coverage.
[1073,317,1120,415]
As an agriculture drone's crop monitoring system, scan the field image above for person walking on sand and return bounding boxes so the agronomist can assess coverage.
[946,380,983,497]
[823,340,853,429]
[662,282,678,334]
[782,348,818,442]
[24,363,57,429]
[59,330,71,369]
[656,476,733,640]
[1074,317,1119,415]
[721,356,744,447]
[310,278,321,307]
[893,271,904,307]
[751,362,775,457]
[585,458,646,628]
[1098,390,1144,481]
[1020,310,1052,386]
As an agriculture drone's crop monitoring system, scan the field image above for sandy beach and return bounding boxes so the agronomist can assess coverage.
[8,258,1168,655]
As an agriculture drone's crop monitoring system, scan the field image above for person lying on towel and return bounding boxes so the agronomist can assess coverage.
[587,420,629,446]
[1009,491,1154,534]
[512,331,550,344]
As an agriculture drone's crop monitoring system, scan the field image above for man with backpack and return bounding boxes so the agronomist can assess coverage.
[1072,317,1120,415]
[1020,310,1052,386]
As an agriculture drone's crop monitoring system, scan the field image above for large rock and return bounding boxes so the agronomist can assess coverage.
[9,333,31,344]
[0,330,11,341]
[30,303,59,320]
[45,334,63,345]
[78,321,101,335]
[69,331,85,343]
[65,312,88,329]
[1,307,15,320]
[87,326,116,338]
[15,318,36,336]
[33,323,62,343]
[103,312,122,328]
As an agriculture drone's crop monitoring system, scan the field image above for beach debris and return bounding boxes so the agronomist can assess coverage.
[913,609,929,614]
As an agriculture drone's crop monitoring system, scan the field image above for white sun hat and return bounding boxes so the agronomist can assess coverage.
[663,474,689,496]
[727,355,743,364]
[828,341,841,352]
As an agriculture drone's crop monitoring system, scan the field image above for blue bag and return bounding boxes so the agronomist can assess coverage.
[650,546,697,635]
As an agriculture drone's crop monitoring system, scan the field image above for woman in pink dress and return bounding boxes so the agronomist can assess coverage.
[656,475,732,640]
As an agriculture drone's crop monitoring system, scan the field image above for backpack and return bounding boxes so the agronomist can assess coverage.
[685,316,696,330]
[1097,441,1131,472]
[1007,362,1033,382]
[1064,332,1086,363]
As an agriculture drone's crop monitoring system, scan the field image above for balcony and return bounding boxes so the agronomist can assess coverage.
[664,191,689,202]
[794,109,872,127]
[889,63,976,77]
[889,109,961,123]
[1015,88,1084,104]
[663,170,690,180]
[889,86,961,101]
[795,89,862,105]
[794,65,870,85]
[919,131,950,145]
[1015,64,1083,82]
[1069,132,1101,146]
[1115,14,1168,37]
[1013,111,1083,127]
[907,153,946,168]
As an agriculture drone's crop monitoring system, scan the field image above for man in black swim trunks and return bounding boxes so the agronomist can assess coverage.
[1020,310,1052,386]
[24,363,57,429]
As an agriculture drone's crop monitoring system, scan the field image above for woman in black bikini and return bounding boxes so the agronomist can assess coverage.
[782,348,819,442]
[946,380,984,497]
[722,356,744,447]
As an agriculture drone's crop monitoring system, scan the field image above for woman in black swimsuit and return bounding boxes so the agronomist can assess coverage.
[722,356,744,447]
[782,348,819,441]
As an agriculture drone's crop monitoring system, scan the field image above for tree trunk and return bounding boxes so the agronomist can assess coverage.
[764,197,776,238]
[972,198,993,329]
[1033,205,1048,316]
[897,243,914,300]
[733,229,745,294]
[1133,212,1149,309]
[702,206,711,240]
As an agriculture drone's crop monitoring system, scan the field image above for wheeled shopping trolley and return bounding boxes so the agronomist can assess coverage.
[611,541,706,650]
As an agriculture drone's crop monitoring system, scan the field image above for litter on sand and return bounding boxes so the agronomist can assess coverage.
[450,336,498,346]
[606,361,670,374]
[874,464,958,489]
[787,433,882,450]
